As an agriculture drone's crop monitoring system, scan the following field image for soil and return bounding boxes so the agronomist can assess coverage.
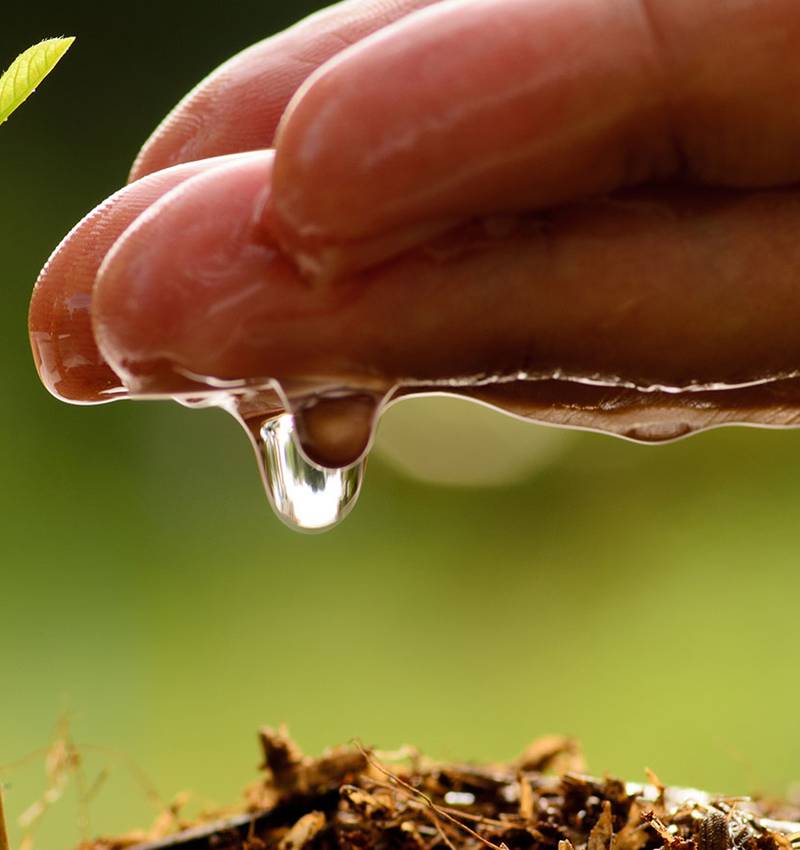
[79,730,800,850]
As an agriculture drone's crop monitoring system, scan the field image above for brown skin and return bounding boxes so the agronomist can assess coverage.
[27,0,800,461]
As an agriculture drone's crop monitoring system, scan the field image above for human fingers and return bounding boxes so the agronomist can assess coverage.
[29,153,262,403]
[92,153,800,461]
[269,0,800,278]
[129,0,439,182]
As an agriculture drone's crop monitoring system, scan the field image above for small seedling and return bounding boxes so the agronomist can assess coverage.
[0,37,74,127]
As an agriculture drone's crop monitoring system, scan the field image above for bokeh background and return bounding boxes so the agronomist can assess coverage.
[3,3,800,848]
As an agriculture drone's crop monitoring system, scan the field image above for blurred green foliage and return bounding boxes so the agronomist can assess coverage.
[2,3,800,849]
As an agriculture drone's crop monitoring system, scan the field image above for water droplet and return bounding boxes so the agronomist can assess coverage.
[256,413,365,532]
[292,391,382,467]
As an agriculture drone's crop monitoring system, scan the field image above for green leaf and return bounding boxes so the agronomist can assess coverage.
[0,37,75,126]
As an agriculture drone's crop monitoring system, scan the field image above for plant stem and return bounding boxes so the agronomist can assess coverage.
[0,784,10,850]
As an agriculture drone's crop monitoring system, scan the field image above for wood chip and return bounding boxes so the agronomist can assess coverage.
[259,727,306,794]
[278,812,325,850]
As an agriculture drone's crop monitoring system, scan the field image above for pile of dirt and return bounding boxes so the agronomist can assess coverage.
[81,730,800,850]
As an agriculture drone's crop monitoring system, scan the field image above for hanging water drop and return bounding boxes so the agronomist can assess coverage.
[256,413,365,532]
[291,391,382,467]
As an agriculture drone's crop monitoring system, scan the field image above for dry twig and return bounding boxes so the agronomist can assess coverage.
[1,785,11,850]
[354,742,508,850]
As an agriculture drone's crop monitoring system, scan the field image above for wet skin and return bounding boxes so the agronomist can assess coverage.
[28,0,800,464]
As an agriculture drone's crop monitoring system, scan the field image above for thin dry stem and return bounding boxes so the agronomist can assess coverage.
[354,742,508,850]
[423,808,458,850]
[0,784,11,850]
[361,776,511,830]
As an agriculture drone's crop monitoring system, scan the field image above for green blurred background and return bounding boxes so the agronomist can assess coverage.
[2,3,800,848]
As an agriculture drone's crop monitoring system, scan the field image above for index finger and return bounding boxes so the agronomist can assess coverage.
[129,0,439,181]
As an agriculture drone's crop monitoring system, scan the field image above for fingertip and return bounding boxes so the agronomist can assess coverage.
[30,195,135,404]
[30,156,253,403]
[95,151,283,393]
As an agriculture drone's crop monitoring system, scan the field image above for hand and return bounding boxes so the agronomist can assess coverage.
[29,0,800,463]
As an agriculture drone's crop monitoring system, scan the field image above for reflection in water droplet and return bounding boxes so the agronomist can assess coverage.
[257,413,365,532]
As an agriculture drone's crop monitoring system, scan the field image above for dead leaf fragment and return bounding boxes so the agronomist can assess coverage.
[645,769,667,817]
[613,801,649,850]
[589,801,614,850]
[517,737,586,775]
[518,773,534,821]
